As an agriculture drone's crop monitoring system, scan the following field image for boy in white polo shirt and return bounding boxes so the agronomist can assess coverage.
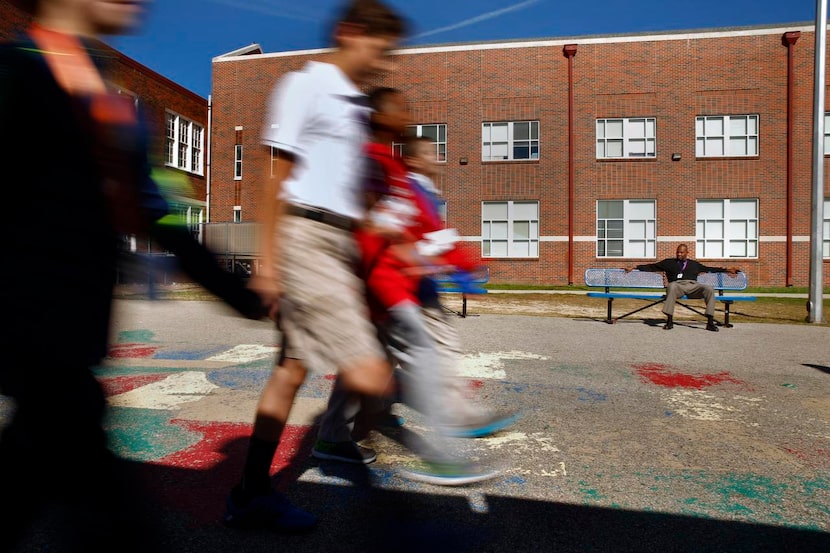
[223,0,408,532]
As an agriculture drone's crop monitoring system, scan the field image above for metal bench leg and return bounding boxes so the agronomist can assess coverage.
[606,298,614,324]
[723,301,733,328]
[461,293,467,318]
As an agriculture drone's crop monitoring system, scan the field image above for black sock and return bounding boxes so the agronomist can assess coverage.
[234,436,279,503]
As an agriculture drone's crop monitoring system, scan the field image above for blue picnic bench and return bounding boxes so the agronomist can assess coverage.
[584,268,756,328]
[433,266,489,318]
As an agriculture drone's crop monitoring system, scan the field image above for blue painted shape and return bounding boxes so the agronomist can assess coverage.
[153,346,226,360]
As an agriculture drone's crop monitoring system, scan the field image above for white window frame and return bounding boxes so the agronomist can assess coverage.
[165,111,204,175]
[234,144,243,180]
[596,118,656,159]
[233,206,242,223]
[696,199,758,258]
[596,200,656,258]
[695,115,759,157]
[823,199,830,258]
[481,201,539,258]
[823,115,830,154]
[482,121,539,161]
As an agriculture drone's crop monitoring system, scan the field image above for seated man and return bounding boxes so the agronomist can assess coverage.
[624,244,741,331]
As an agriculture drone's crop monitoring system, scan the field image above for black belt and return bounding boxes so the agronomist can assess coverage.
[285,204,356,231]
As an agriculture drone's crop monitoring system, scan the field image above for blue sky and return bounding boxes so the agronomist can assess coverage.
[109,0,817,98]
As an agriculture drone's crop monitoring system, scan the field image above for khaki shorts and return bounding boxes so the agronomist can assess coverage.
[276,215,384,374]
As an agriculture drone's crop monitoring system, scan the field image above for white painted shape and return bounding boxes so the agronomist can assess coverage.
[207,344,278,363]
[107,372,218,410]
[460,351,549,380]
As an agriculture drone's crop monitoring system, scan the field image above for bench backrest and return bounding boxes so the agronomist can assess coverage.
[584,268,747,291]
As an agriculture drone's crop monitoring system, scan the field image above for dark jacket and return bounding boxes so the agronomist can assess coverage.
[0,34,261,370]
[635,258,728,283]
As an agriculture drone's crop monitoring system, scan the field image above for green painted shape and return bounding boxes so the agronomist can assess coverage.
[116,329,157,343]
[781,383,798,389]
[104,407,200,462]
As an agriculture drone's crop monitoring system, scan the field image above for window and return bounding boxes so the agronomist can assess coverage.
[824,200,830,258]
[696,199,758,258]
[233,206,242,223]
[696,115,758,157]
[824,115,830,154]
[394,124,447,161]
[596,200,656,257]
[234,144,243,180]
[482,121,539,161]
[165,112,204,174]
[596,118,656,159]
[481,201,539,257]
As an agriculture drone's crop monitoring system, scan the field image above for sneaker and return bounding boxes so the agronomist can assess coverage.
[223,490,317,532]
[400,460,500,486]
[443,410,521,439]
[311,439,377,464]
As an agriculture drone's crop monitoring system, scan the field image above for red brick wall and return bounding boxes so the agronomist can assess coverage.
[211,26,827,287]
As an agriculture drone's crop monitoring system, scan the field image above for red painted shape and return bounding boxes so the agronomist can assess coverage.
[140,420,314,525]
[99,374,167,396]
[633,363,745,389]
[469,380,484,390]
[323,374,337,381]
[108,343,158,358]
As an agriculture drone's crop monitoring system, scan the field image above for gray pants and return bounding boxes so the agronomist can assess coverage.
[317,301,478,463]
[664,279,716,317]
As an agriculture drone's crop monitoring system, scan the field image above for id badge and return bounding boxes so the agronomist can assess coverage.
[677,273,683,279]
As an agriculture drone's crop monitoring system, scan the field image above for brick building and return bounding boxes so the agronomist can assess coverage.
[1,2,209,253]
[209,22,830,288]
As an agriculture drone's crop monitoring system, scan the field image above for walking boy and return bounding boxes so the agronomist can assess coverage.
[224,0,408,532]
[313,87,509,485]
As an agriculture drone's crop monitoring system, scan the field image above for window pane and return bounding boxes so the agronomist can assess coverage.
[747,116,758,135]
[491,221,508,239]
[513,122,529,140]
[483,202,508,219]
[490,143,508,159]
[607,219,623,238]
[514,241,530,257]
[729,241,747,257]
[607,140,623,157]
[606,120,623,138]
[708,220,724,238]
[607,240,624,256]
[490,123,508,141]
[629,200,655,219]
[730,220,748,239]
[629,220,646,239]
[730,116,747,136]
[514,145,529,159]
[514,202,538,220]
[696,118,704,136]
[629,119,646,139]
[598,200,623,219]
[706,137,724,156]
[421,125,438,141]
[708,240,724,257]
[697,200,724,219]
[731,200,757,219]
[491,241,508,256]
[597,120,606,139]
[629,240,647,257]
[629,139,646,156]
[705,117,724,136]
[729,137,747,156]
[514,221,529,240]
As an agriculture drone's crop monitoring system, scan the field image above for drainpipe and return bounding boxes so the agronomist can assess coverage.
[783,32,800,287]
[206,94,212,224]
[563,44,578,285]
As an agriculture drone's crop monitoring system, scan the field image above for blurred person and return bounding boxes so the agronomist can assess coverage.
[313,87,511,485]
[223,0,407,532]
[0,1,266,551]
[624,243,741,331]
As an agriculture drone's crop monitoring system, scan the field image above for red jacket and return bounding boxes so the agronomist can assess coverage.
[356,143,478,318]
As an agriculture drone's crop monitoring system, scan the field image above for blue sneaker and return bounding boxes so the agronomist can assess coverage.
[223,490,317,532]
[443,410,521,438]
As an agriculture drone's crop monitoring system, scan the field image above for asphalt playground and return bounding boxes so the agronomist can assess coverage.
[3,298,829,552]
